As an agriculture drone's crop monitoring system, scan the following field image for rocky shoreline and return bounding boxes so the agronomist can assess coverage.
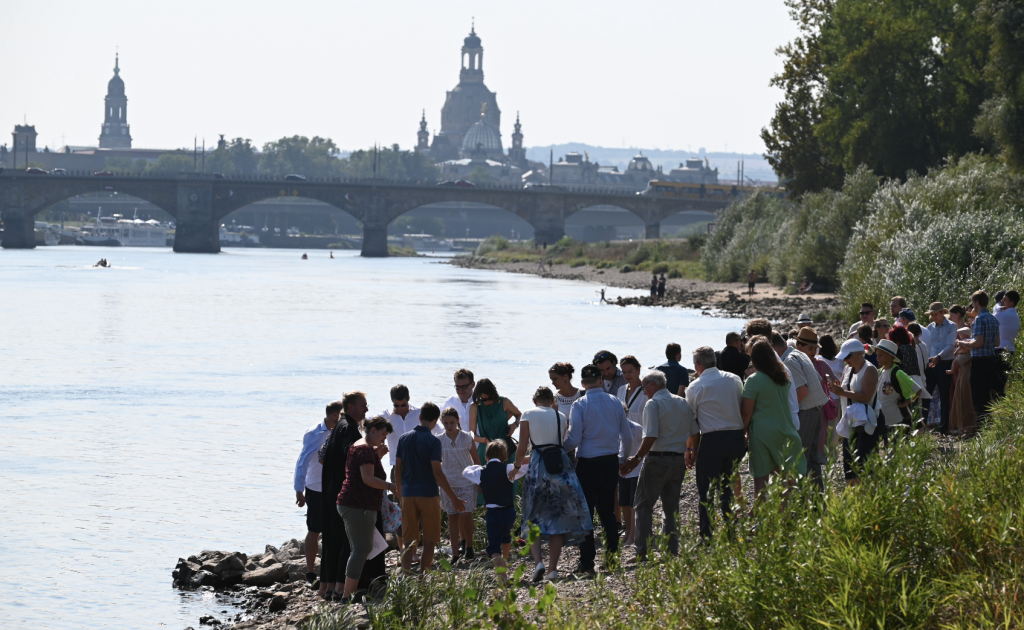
[447,256,851,339]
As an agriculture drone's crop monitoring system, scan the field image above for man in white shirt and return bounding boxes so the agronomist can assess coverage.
[771,333,803,432]
[292,400,342,583]
[995,290,1019,353]
[685,346,745,539]
[925,302,958,434]
[848,302,876,338]
[440,368,476,433]
[381,384,422,479]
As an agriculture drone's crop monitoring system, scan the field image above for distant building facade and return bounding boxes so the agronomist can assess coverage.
[551,152,663,191]
[666,157,718,184]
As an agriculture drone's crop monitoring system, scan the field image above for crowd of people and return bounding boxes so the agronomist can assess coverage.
[289,288,1017,604]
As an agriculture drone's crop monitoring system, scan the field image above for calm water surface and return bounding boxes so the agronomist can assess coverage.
[0,247,744,629]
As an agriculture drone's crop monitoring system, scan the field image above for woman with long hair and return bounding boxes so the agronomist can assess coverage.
[741,337,806,504]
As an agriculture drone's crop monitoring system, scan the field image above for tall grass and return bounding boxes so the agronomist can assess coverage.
[303,364,1024,629]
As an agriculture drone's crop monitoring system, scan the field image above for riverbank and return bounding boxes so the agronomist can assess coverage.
[448,255,850,339]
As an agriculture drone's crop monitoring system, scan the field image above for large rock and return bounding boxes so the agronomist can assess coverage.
[190,570,219,588]
[172,558,201,587]
[268,593,288,613]
[275,539,304,563]
[240,563,289,586]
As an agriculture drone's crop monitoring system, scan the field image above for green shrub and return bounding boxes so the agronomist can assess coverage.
[620,264,635,273]
[570,259,586,268]
[668,268,682,279]
[651,262,670,274]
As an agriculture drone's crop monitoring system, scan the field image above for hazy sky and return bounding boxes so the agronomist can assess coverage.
[2,1,798,155]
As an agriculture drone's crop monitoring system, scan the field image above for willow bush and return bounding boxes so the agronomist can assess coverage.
[841,154,1024,312]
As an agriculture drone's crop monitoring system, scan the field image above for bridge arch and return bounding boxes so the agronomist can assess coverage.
[22,181,178,218]
[387,201,536,243]
[566,203,645,241]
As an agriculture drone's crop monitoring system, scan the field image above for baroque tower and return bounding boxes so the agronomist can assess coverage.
[99,54,132,149]
[508,112,526,169]
[416,110,430,152]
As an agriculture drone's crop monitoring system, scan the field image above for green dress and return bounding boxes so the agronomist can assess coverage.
[742,372,807,478]
[475,397,517,505]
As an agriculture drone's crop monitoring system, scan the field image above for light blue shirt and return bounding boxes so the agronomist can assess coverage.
[564,387,633,459]
[926,318,958,361]
[995,306,1019,352]
[293,420,331,493]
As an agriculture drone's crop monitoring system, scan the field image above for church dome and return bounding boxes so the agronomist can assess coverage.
[462,116,502,152]
[464,27,481,48]
[108,56,125,95]
[628,154,653,172]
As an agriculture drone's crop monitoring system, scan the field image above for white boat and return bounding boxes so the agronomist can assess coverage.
[219,225,260,247]
[77,215,168,247]
[34,222,61,246]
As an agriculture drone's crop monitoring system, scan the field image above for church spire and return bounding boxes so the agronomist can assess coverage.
[99,53,132,148]
[416,109,430,152]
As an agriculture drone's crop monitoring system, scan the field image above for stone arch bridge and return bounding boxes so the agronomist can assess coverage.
[0,172,732,255]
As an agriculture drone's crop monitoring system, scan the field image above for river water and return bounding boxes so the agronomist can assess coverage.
[0,247,744,629]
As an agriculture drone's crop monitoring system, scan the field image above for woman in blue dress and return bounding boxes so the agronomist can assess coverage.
[513,386,593,582]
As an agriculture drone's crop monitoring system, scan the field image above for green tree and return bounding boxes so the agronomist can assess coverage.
[104,156,148,175]
[975,0,1024,170]
[761,0,845,196]
[338,144,440,180]
[206,137,259,175]
[145,151,198,174]
[260,135,342,178]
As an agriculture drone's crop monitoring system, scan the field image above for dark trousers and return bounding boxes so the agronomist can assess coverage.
[926,361,952,432]
[971,356,1005,422]
[575,454,620,569]
[695,430,746,539]
[796,406,824,490]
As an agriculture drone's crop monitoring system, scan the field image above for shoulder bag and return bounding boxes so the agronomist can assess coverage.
[530,409,564,475]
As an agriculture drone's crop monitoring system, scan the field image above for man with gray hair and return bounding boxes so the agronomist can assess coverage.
[620,369,699,560]
[685,347,745,538]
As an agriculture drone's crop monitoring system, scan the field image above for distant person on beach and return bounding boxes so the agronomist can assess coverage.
[599,288,607,303]
[329,251,334,259]
[620,370,698,559]
[717,332,751,379]
[301,253,308,260]
[594,350,627,395]
[686,346,745,539]
[650,274,659,299]
[461,440,527,582]
[335,415,395,602]
[292,400,342,584]
[394,402,467,574]
[657,274,666,299]
[655,342,690,395]
[514,386,592,582]
[747,269,757,296]
[849,302,876,338]
[564,364,633,573]
[438,407,480,562]
[441,368,475,433]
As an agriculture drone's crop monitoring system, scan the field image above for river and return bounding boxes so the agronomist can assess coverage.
[0,246,744,629]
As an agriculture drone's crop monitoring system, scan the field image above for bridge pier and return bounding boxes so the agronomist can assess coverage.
[0,209,36,249]
[173,182,220,253]
[645,222,660,239]
[361,225,389,257]
[533,224,565,248]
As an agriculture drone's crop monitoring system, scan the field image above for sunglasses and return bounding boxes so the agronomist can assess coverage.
[860,311,873,315]
[593,352,613,363]
[455,383,473,391]
[478,395,494,403]
[392,401,409,408]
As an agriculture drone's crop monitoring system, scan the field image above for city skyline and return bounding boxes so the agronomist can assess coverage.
[1,1,798,156]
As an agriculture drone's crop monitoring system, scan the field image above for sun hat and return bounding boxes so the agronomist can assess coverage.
[795,327,819,347]
[796,313,812,324]
[875,339,901,363]
[927,302,948,314]
[836,338,866,361]
[898,308,917,322]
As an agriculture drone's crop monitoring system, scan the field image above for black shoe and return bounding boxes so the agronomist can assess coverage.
[305,572,317,585]
[570,562,595,576]
[464,546,475,561]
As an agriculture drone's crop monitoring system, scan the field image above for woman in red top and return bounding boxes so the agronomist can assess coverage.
[336,416,394,601]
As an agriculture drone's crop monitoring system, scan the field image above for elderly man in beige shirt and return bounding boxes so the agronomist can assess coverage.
[620,370,699,560]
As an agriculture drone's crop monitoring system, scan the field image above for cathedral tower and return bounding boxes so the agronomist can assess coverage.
[416,110,430,153]
[99,54,132,149]
[508,112,526,169]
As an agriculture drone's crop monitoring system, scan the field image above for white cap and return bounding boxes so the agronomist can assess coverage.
[835,338,866,361]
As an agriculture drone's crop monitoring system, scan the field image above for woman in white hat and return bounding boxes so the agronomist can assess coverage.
[873,339,921,445]
[828,339,879,486]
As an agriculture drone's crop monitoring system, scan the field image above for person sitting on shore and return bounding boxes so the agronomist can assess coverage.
[393,402,467,574]
[438,407,480,562]
[292,400,342,585]
[717,332,751,379]
[461,440,527,583]
[655,343,690,396]
[335,416,395,602]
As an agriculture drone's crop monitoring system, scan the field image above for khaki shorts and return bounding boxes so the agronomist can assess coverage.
[401,496,442,547]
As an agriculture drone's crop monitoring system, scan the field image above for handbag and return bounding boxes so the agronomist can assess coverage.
[381,494,402,534]
[530,409,564,475]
